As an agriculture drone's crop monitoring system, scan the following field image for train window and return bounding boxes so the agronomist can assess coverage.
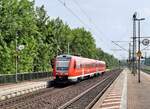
[76,62,80,69]
[74,63,76,69]
[85,64,87,68]
[76,65,80,69]
[92,64,95,67]
[89,64,91,67]
[83,64,85,68]
[89,64,91,68]
[82,64,83,68]
[99,64,101,67]
[86,64,88,68]
[97,63,98,67]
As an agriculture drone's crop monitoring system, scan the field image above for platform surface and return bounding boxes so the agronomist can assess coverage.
[92,68,150,109]
[0,77,52,101]
[92,68,127,109]
[128,71,150,109]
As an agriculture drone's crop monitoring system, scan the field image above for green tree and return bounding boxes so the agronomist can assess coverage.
[0,0,119,74]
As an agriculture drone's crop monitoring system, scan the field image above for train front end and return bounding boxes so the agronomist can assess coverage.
[53,55,74,83]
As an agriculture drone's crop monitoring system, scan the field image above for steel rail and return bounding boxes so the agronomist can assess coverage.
[85,72,120,109]
[58,71,120,109]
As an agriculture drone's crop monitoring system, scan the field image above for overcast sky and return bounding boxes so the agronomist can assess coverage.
[35,0,150,59]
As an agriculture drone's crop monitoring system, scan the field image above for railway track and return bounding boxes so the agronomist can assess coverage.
[58,70,121,109]
[0,69,122,109]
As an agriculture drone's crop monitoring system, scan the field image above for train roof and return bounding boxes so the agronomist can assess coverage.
[56,54,105,64]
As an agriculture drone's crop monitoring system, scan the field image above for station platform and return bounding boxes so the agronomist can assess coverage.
[92,68,150,109]
[128,70,150,109]
[0,77,53,101]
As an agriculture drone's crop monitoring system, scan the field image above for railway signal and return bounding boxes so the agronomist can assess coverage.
[136,50,142,57]
[142,39,149,46]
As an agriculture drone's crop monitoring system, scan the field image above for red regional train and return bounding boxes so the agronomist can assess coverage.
[53,54,106,83]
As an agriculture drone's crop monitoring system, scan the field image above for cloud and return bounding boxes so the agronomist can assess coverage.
[136,8,150,18]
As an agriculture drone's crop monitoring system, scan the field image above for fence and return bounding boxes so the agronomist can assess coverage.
[0,72,52,84]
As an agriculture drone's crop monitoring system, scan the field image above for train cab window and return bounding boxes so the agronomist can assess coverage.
[56,57,71,72]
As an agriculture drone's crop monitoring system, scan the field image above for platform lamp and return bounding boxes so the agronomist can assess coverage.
[15,31,25,83]
[132,12,137,76]
[135,17,145,83]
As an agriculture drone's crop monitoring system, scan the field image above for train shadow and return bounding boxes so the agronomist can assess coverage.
[47,73,105,88]
[47,80,72,88]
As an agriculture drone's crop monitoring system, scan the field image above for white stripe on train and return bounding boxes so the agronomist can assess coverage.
[68,71,104,82]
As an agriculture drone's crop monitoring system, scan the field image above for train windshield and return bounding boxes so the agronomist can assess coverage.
[56,57,71,72]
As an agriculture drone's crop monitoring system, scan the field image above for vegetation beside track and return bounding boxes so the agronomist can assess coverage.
[142,68,150,74]
[0,0,119,74]
[140,65,150,74]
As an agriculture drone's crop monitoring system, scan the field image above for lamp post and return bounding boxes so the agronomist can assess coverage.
[15,31,25,82]
[135,18,145,83]
[68,42,70,54]
[15,44,25,83]
[132,12,137,75]
[15,35,18,83]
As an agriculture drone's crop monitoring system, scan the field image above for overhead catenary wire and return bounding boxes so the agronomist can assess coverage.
[71,0,110,42]
[56,0,109,50]
[56,0,123,57]
[57,0,107,43]
[72,0,92,23]
[112,41,128,52]
[70,0,117,54]
[56,0,90,30]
